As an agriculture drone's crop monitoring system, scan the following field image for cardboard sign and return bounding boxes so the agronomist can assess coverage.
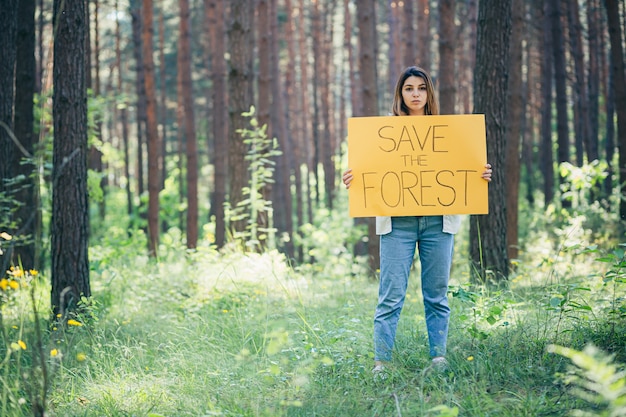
[347,114,488,217]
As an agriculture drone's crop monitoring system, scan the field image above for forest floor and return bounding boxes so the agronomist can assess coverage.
[1,210,625,416]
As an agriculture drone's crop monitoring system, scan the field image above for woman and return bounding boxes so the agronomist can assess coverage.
[342,66,492,373]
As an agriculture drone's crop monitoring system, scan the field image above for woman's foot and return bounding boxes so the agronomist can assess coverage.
[431,356,448,372]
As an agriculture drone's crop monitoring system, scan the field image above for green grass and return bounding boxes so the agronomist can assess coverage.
[1,213,625,416]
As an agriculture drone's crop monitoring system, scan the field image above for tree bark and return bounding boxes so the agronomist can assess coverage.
[179,0,198,249]
[206,0,228,248]
[540,0,555,205]
[51,0,91,315]
[604,0,626,222]
[550,0,570,207]
[0,0,18,198]
[357,0,379,274]
[228,0,254,234]
[13,0,38,270]
[469,0,511,283]
[567,0,591,167]
[505,0,524,262]
[270,0,294,256]
[141,0,161,256]
[438,0,456,114]
[417,0,430,67]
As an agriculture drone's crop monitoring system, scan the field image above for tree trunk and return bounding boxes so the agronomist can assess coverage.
[142,0,161,256]
[403,0,416,66]
[257,0,271,130]
[13,0,38,270]
[540,0,555,205]
[505,0,524,263]
[0,0,18,274]
[357,0,379,274]
[206,0,227,248]
[550,0,570,207]
[587,0,601,175]
[567,0,590,168]
[158,6,168,196]
[116,0,132,221]
[131,1,147,213]
[51,0,90,315]
[469,0,511,283]
[438,0,456,114]
[297,0,314,229]
[228,0,254,234]
[286,0,304,261]
[270,0,294,256]
[179,0,198,249]
[417,0,430,67]
[604,0,626,222]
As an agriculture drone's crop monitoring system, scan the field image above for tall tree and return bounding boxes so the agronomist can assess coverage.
[90,0,105,221]
[416,0,430,66]
[505,0,524,262]
[550,0,570,208]
[540,0,555,205]
[567,0,590,167]
[205,0,227,248]
[13,0,38,270]
[130,1,147,206]
[142,0,161,255]
[357,0,379,273]
[270,0,294,256]
[438,0,456,114]
[178,0,198,249]
[469,0,511,282]
[0,2,18,238]
[116,0,132,221]
[228,0,254,234]
[587,0,601,169]
[604,0,626,221]
[286,0,304,261]
[402,0,416,66]
[51,0,90,315]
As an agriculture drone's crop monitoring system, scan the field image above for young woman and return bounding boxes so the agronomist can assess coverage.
[342,66,492,373]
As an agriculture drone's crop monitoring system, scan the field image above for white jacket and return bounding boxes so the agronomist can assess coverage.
[375,215,462,235]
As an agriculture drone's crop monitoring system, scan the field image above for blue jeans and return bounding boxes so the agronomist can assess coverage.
[374,216,454,361]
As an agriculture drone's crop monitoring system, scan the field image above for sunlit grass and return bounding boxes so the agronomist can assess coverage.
[1,196,624,416]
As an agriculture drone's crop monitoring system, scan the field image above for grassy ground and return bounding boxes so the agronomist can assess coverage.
[1,214,625,416]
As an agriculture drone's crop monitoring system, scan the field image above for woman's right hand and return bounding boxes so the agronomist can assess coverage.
[342,169,353,189]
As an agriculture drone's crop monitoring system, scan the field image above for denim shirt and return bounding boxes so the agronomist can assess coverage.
[375,215,462,236]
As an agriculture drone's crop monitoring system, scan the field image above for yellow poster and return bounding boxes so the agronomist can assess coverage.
[347,114,488,217]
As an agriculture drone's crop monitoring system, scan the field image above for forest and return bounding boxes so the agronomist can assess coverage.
[0,0,625,415]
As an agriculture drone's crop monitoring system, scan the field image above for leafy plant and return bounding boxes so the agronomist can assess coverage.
[226,106,281,252]
[548,344,626,416]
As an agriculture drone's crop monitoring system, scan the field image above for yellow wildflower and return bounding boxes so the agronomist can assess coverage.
[67,319,83,327]
[9,267,23,277]
[8,280,19,290]
[467,356,474,361]
[76,353,86,362]
[18,340,26,350]
[50,349,59,357]
[29,270,38,276]
[0,279,8,291]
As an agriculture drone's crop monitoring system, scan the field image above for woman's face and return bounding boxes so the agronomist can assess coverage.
[401,75,428,116]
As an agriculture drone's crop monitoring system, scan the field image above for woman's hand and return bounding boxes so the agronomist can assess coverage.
[342,169,353,189]
[482,164,492,182]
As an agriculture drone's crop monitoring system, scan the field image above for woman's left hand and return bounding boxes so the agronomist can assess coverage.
[482,164,492,182]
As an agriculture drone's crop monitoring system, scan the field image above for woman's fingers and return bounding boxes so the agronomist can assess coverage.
[342,169,353,188]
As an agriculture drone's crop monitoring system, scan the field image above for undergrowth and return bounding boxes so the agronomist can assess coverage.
[0,193,624,416]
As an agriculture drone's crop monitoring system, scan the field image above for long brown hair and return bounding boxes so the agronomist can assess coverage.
[391,66,439,116]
